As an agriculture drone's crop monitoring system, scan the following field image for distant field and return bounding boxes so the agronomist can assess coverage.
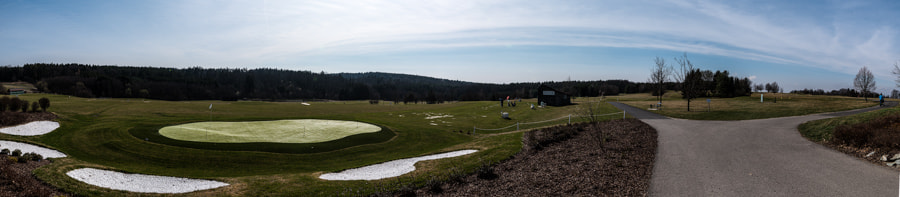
[615,92,877,120]
[0,93,621,196]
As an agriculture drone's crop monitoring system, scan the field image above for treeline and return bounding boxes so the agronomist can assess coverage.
[790,88,880,98]
[0,63,658,101]
[680,70,752,98]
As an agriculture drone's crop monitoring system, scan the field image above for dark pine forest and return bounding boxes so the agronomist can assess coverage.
[0,63,650,102]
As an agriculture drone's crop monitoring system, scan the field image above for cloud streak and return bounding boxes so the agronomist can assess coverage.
[1,0,898,87]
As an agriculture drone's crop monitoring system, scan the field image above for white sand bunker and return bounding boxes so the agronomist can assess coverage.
[0,121,60,136]
[0,140,66,158]
[320,149,478,181]
[66,168,229,194]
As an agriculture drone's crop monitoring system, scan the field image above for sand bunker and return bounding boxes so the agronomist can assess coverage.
[320,149,478,181]
[0,140,66,158]
[0,121,60,136]
[66,168,229,194]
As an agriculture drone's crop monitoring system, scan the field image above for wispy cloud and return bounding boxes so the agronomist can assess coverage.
[1,0,898,87]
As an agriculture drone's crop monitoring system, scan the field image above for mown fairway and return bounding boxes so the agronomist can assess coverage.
[0,94,621,196]
[615,92,878,120]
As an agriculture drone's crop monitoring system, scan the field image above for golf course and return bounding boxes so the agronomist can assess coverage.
[2,93,622,196]
[0,91,890,196]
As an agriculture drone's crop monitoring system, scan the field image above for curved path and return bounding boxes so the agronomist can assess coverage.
[611,102,898,196]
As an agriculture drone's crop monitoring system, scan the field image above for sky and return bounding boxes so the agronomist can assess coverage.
[2,0,899,93]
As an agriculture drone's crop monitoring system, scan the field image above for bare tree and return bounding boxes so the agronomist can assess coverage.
[854,66,876,101]
[893,61,900,87]
[649,57,671,105]
[673,53,698,111]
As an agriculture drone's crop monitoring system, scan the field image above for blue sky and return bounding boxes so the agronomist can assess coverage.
[2,0,899,93]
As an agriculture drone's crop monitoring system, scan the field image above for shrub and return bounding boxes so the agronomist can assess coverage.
[20,99,29,112]
[39,97,50,112]
[832,114,900,149]
[476,162,498,180]
[11,149,21,157]
[22,152,43,161]
[7,157,17,163]
[0,148,8,155]
[31,101,39,112]
[8,97,20,112]
[0,96,8,111]
[426,176,443,194]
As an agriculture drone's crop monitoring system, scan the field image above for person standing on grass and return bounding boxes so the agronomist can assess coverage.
[879,94,884,107]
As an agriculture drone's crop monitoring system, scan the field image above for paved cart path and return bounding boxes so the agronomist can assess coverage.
[611,102,898,196]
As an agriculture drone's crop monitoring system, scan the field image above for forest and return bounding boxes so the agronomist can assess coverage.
[0,64,651,101]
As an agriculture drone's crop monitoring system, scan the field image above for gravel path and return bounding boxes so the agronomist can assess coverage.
[610,102,898,196]
[65,168,229,194]
[0,140,66,158]
[320,150,478,181]
[0,121,59,136]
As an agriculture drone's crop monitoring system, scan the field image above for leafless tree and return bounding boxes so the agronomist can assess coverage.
[854,66,876,101]
[673,53,699,111]
[892,61,900,87]
[649,57,671,105]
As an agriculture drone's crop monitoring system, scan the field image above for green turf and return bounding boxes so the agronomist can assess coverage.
[159,119,382,143]
[0,94,622,196]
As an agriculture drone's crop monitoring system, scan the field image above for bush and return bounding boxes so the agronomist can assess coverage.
[832,114,900,149]
[476,162,498,180]
[39,97,50,112]
[8,97,21,112]
[0,96,8,112]
[11,149,21,157]
[0,148,7,155]
[7,157,17,163]
[31,101,39,112]
[20,152,43,162]
[20,99,29,112]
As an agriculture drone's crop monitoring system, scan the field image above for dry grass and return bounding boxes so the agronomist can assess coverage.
[614,92,877,120]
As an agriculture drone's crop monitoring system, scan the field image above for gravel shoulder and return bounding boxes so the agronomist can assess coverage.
[422,119,657,196]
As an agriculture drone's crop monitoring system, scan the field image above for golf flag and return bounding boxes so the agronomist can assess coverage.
[209,104,213,110]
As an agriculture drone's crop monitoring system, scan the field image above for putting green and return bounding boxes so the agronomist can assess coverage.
[159,119,382,143]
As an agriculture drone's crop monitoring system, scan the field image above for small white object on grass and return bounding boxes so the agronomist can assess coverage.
[66,168,229,194]
[320,149,478,181]
[0,121,60,136]
[0,140,66,158]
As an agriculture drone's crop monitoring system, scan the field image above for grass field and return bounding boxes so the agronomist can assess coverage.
[159,119,382,143]
[799,105,900,142]
[615,92,878,120]
[0,93,622,196]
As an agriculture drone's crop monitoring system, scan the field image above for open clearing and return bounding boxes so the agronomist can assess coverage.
[159,119,381,143]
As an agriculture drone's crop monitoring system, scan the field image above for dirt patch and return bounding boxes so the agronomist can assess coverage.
[0,155,71,197]
[0,112,57,127]
[418,119,657,196]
